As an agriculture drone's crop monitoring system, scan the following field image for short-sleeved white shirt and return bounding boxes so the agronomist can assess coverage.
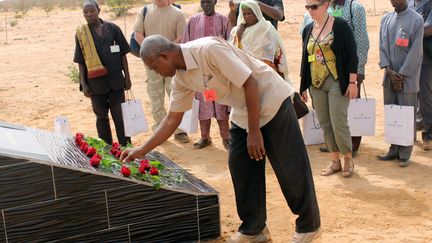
[170,37,294,130]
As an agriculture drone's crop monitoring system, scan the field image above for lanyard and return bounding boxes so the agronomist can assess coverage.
[203,74,212,89]
[310,14,330,54]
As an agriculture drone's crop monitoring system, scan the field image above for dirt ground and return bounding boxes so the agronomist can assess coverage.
[0,0,431,242]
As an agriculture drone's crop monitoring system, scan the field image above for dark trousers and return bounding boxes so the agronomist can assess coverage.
[228,98,320,235]
[351,82,362,151]
[419,64,432,141]
[90,90,130,146]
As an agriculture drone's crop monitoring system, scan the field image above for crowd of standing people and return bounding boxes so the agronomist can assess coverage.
[73,0,431,242]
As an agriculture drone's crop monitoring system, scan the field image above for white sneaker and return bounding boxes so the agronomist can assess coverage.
[291,228,321,243]
[227,226,271,243]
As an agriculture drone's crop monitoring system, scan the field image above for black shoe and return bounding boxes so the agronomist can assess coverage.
[319,147,329,153]
[174,133,190,143]
[377,154,398,161]
[399,159,410,167]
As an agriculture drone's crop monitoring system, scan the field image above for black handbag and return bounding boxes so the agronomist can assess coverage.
[292,92,309,119]
[129,6,147,57]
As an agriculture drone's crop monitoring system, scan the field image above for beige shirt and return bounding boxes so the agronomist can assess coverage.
[132,4,186,41]
[170,37,294,130]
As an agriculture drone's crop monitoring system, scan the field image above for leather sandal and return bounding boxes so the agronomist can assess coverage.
[342,157,354,178]
[193,138,212,149]
[320,160,341,176]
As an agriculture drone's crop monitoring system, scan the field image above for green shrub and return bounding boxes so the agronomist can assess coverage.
[66,64,80,83]
[39,0,55,14]
[9,19,18,27]
[13,0,31,14]
[106,0,135,17]
[14,12,25,19]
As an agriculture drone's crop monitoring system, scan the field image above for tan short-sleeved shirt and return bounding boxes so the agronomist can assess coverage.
[133,4,186,41]
[170,37,295,130]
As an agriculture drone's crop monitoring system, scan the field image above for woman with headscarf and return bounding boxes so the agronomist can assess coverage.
[229,0,291,84]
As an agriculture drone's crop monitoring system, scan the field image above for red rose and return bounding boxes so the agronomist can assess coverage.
[138,165,146,174]
[80,142,88,152]
[86,147,97,157]
[121,166,131,177]
[112,141,120,149]
[139,159,150,170]
[90,154,101,167]
[115,150,122,158]
[75,137,83,146]
[76,133,84,139]
[149,166,159,175]
[110,148,117,155]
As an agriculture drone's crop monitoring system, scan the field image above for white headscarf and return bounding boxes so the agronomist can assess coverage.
[229,0,291,83]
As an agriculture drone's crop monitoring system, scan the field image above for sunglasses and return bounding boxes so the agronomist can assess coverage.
[305,1,325,10]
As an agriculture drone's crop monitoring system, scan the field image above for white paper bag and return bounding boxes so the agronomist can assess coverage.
[302,109,325,145]
[121,99,148,137]
[54,116,71,135]
[348,98,376,136]
[178,98,199,134]
[384,104,415,146]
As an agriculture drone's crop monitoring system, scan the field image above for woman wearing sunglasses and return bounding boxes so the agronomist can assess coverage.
[300,0,358,178]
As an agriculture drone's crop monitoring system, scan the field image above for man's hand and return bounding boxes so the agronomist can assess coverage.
[391,78,404,92]
[386,68,404,92]
[229,0,238,11]
[386,68,403,83]
[247,129,266,161]
[120,147,144,163]
[82,83,92,97]
[125,76,132,90]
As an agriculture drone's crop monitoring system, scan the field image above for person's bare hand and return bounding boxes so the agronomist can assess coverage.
[386,68,404,92]
[391,79,404,92]
[301,90,308,103]
[120,147,144,163]
[345,83,358,99]
[82,83,92,97]
[229,0,238,11]
[247,129,265,161]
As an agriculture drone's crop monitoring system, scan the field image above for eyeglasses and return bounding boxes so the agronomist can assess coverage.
[305,1,325,10]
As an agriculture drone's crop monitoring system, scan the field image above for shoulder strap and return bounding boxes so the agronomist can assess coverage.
[349,0,355,31]
[143,5,147,18]
[416,0,432,11]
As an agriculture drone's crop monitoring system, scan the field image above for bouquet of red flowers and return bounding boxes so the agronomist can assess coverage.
[75,133,174,189]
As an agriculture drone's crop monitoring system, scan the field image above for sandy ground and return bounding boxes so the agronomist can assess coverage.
[0,0,431,242]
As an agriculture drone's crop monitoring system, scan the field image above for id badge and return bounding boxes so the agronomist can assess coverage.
[204,89,217,101]
[332,8,343,17]
[395,38,409,47]
[110,45,120,53]
[308,55,316,63]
